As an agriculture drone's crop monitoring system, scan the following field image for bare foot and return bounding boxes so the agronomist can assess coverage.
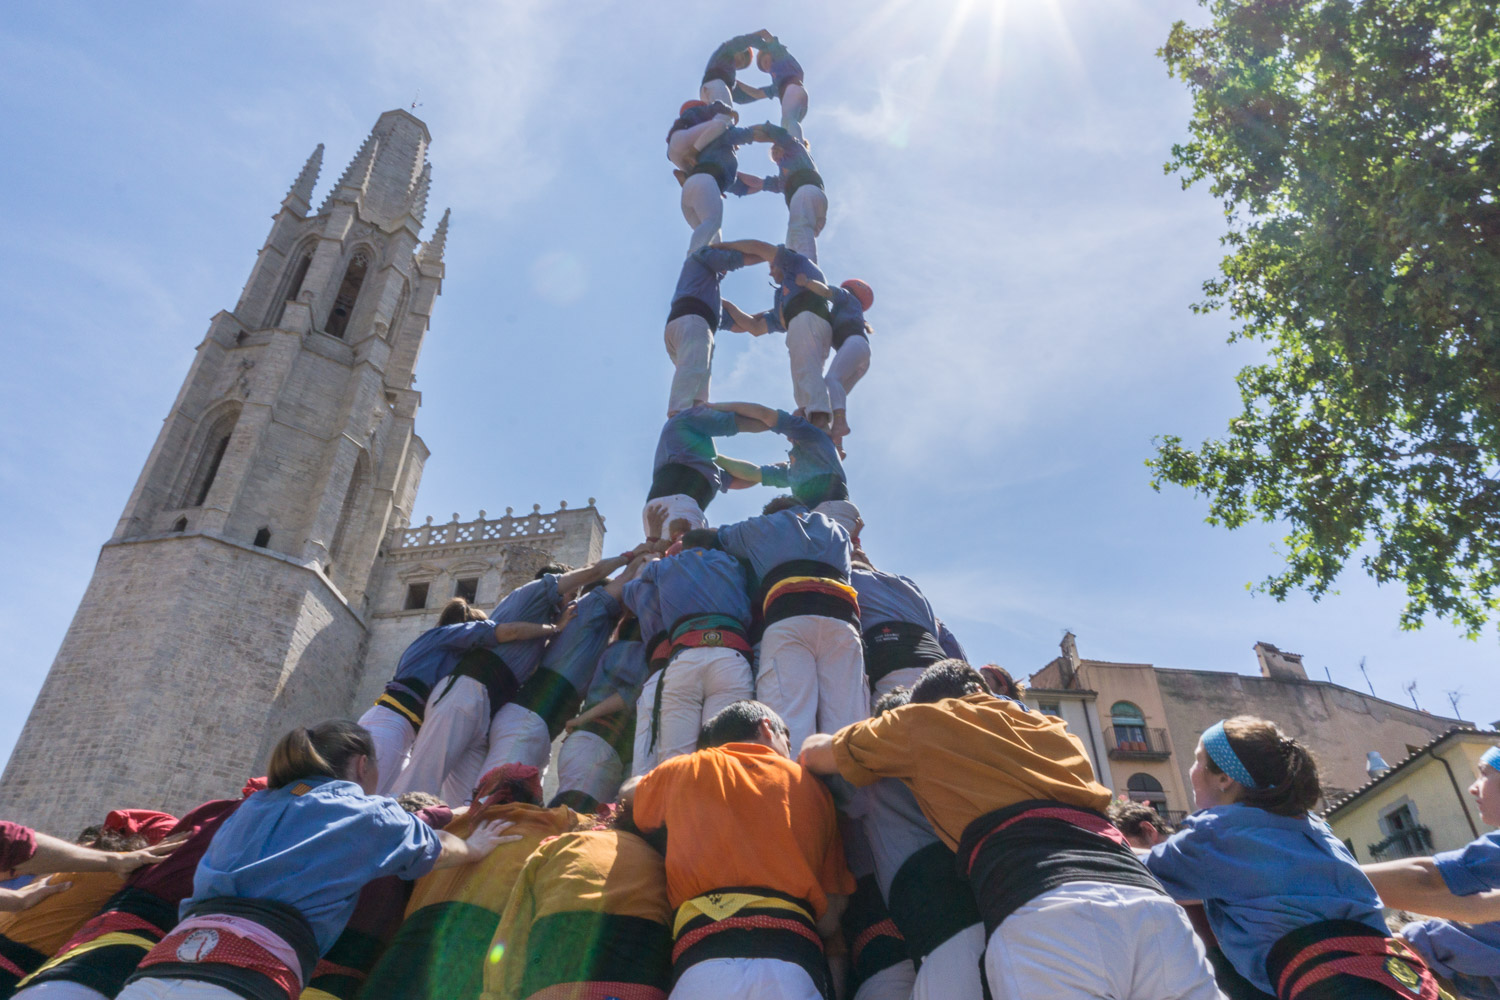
[831,413,851,440]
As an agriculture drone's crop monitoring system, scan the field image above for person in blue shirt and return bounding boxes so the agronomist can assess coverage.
[848,553,950,706]
[356,597,508,795]
[1145,716,1445,999]
[798,273,872,454]
[389,550,640,805]
[735,124,826,260]
[678,124,759,252]
[707,400,850,509]
[666,99,738,173]
[699,30,772,107]
[117,720,515,1000]
[644,405,761,546]
[662,244,759,417]
[683,496,862,755]
[551,619,649,813]
[483,553,650,781]
[735,34,808,141]
[715,240,836,426]
[620,540,755,772]
[1368,744,1500,1000]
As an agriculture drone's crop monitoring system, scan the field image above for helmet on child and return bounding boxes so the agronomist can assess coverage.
[679,99,707,116]
[840,279,874,311]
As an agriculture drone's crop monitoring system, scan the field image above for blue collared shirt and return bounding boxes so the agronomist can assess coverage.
[772,246,826,322]
[695,126,756,190]
[1400,831,1500,987]
[851,568,938,633]
[671,246,748,318]
[829,287,868,345]
[582,638,650,710]
[703,33,761,85]
[539,587,621,691]
[937,620,968,662]
[188,777,441,954]
[387,620,500,702]
[1144,804,1387,994]
[666,100,733,142]
[758,410,848,507]
[759,38,803,94]
[620,573,666,642]
[625,548,751,631]
[717,509,852,582]
[489,574,563,685]
[653,405,741,494]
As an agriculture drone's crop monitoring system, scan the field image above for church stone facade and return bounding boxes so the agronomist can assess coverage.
[0,110,604,834]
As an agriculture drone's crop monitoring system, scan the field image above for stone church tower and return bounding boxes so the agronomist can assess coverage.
[0,110,452,833]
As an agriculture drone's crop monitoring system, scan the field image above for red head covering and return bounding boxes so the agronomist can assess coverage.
[241,777,269,798]
[840,279,874,312]
[679,99,707,116]
[103,810,178,845]
[470,764,543,811]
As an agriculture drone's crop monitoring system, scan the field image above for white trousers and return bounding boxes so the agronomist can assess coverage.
[13,983,110,1000]
[388,674,489,805]
[785,184,828,261]
[664,314,713,416]
[642,494,707,539]
[654,647,755,762]
[826,335,870,416]
[700,78,733,107]
[668,116,732,172]
[356,703,416,795]
[117,980,241,1000]
[856,958,916,1000]
[681,173,723,252]
[482,702,553,778]
[671,957,821,1000]
[872,665,926,709]
[631,671,664,778]
[912,922,985,1000]
[555,729,625,806]
[984,882,1225,1000]
[779,83,808,141]
[756,616,868,753]
[786,313,833,419]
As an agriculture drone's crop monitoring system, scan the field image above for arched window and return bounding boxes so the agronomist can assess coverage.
[267,247,314,328]
[171,517,188,533]
[1126,772,1168,812]
[1110,701,1148,750]
[324,250,369,338]
[328,454,369,567]
[180,407,240,508]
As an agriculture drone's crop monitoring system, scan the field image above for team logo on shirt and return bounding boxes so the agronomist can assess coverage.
[176,928,219,962]
[702,631,723,646]
[291,782,312,796]
[1384,956,1421,992]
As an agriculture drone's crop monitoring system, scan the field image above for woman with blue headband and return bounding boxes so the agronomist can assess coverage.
[1143,716,1445,1000]
[1366,743,1500,1000]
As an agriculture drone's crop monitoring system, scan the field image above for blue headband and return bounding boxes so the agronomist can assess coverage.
[1481,746,1500,772]
[1203,721,1261,789]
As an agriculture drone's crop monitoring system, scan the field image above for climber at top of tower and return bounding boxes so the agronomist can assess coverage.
[734,124,826,261]
[734,34,808,141]
[699,30,773,108]
[707,400,848,510]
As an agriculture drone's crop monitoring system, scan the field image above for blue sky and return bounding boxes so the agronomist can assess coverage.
[1,0,1495,772]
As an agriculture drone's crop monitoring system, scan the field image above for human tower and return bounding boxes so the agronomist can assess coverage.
[1,30,1495,1000]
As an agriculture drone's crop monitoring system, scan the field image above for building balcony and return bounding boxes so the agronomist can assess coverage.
[1369,826,1434,861]
[1105,726,1173,759]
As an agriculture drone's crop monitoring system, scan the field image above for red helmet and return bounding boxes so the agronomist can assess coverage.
[840,279,874,311]
[679,99,707,116]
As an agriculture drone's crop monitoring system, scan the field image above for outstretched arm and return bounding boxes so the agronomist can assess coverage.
[799,734,839,776]
[0,877,71,912]
[1365,858,1500,924]
[431,820,523,871]
[494,604,576,643]
[713,455,764,486]
[603,553,653,601]
[14,832,177,876]
[795,274,835,300]
[564,691,627,732]
[555,552,635,598]
[714,238,778,263]
[709,400,779,427]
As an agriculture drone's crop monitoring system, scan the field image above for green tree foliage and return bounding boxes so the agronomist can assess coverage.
[1151,0,1500,634]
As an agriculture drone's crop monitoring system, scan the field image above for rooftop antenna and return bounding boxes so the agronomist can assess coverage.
[1446,688,1463,719]
[410,90,424,110]
[1357,657,1376,696]
[1404,680,1421,711]
[1323,665,1332,683]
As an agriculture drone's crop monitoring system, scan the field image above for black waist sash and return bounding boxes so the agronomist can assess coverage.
[442,647,521,721]
[782,290,832,325]
[861,621,947,684]
[647,462,716,510]
[887,842,982,966]
[0,935,48,992]
[23,886,180,994]
[782,167,825,206]
[375,678,430,731]
[842,874,907,989]
[671,887,832,1000]
[702,65,734,87]
[667,295,718,328]
[957,800,1164,934]
[688,160,728,192]
[1266,919,1441,1000]
[757,560,859,629]
[831,317,867,351]
[510,666,585,740]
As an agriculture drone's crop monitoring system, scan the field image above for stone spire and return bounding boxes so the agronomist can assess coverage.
[406,162,432,227]
[284,144,323,212]
[319,130,379,213]
[419,208,449,265]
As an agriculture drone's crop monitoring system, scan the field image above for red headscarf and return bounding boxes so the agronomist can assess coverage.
[103,810,178,845]
[470,764,543,811]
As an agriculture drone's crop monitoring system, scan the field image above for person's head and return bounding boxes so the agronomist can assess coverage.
[873,686,911,715]
[1472,745,1500,827]
[437,596,489,627]
[679,99,706,117]
[698,700,792,757]
[733,48,754,70]
[910,659,987,704]
[840,279,874,312]
[471,763,544,811]
[394,790,443,812]
[757,49,773,72]
[814,500,862,540]
[1107,800,1166,849]
[768,247,787,283]
[267,719,378,794]
[979,664,1024,701]
[536,563,568,581]
[1192,716,1321,816]
[76,825,148,853]
[762,495,807,517]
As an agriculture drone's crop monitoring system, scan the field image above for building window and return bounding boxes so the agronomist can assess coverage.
[253,527,271,548]
[404,582,429,611]
[325,251,369,338]
[1126,772,1168,814]
[328,455,368,567]
[1038,702,1061,717]
[454,578,478,603]
[1110,701,1148,749]
[268,252,312,328]
[171,517,187,533]
[180,407,240,509]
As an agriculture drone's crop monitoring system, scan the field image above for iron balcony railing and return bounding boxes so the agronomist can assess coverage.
[1369,825,1434,861]
[1105,725,1173,758]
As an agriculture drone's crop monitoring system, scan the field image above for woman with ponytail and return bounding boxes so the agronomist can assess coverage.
[115,721,516,1000]
[1144,716,1443,1000]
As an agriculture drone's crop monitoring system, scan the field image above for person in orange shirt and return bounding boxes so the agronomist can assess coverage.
[624,700,854,1000]
[801,660,1224,1000]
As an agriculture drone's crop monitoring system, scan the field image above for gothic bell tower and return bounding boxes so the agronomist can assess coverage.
[0,110,448,832]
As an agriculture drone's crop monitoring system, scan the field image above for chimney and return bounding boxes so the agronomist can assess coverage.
[1059,631,1081,688]
[1255,641,1308,681]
